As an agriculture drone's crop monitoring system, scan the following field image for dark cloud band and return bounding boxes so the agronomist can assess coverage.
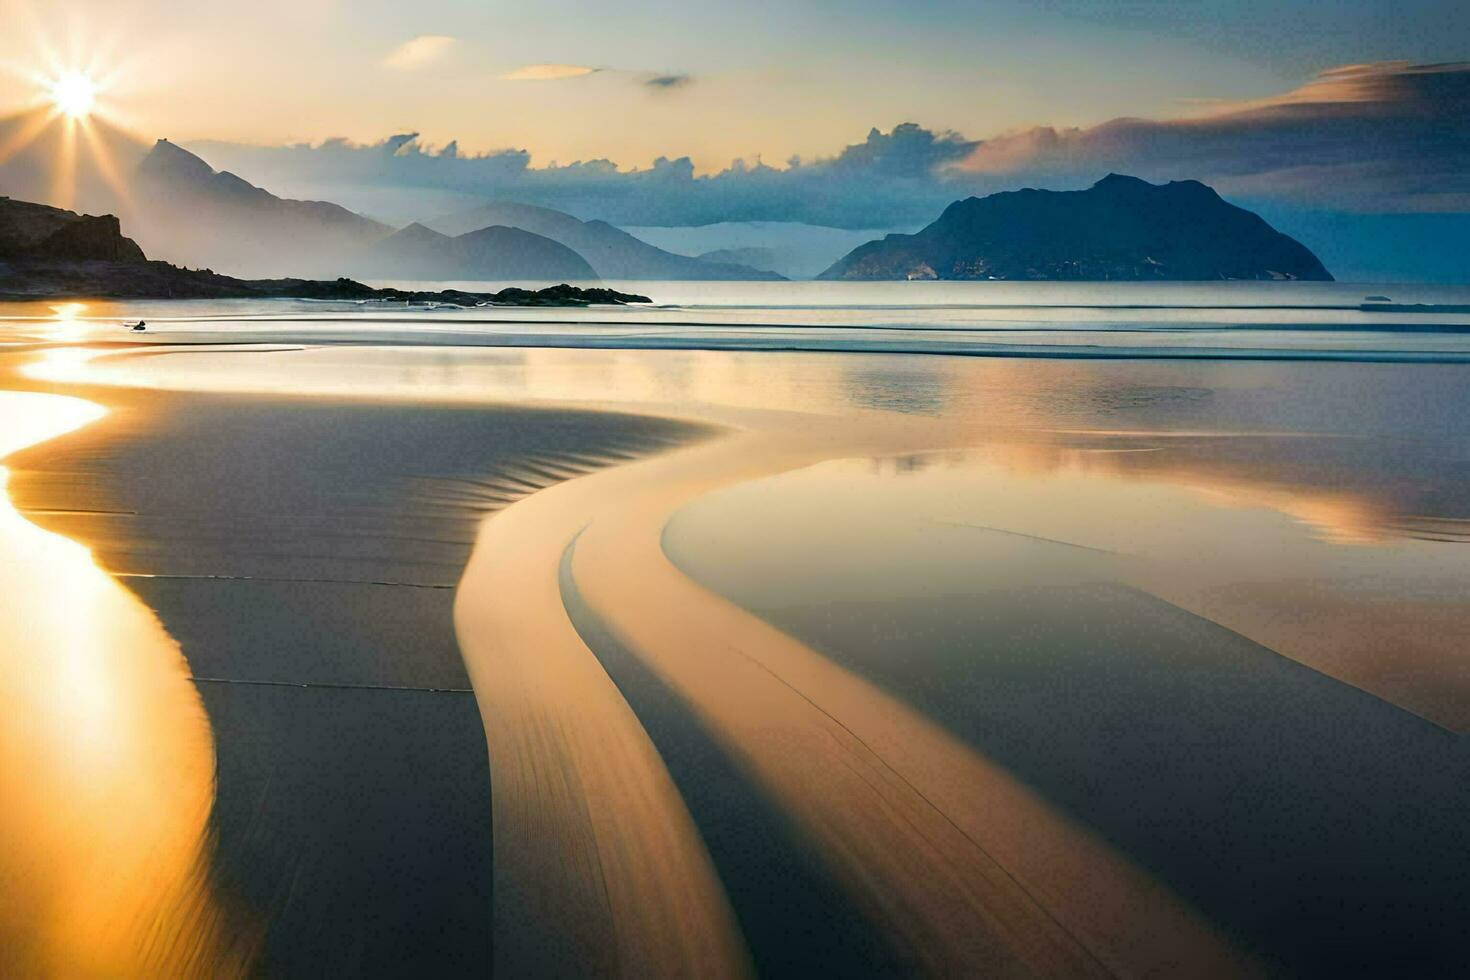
[644,74,693,90]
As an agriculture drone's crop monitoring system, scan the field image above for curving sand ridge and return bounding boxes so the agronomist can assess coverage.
[457,414,1260,978]
[2,359,712,975]
[453,455,753,978]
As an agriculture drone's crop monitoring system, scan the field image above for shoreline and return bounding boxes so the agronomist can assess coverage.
[2,330,1467,975]
[0,352,707,975]
[0,390,251,976]
[2,352,1247,976]
[14,329,1470,368]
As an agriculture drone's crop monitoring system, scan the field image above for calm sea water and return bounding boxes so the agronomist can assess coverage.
[4,279,1470,359]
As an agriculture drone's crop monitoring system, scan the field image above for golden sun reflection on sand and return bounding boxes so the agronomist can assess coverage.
[39,304,91,343]
[0,392,245,976]
[26,345,100,383]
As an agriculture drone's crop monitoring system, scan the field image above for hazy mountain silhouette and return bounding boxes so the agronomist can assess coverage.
[821,174,1332,281]
[131,139,388,277]
[131,144,608,282]
[354,221,597,281]
[426,200,785,280]
[0,117,382,276]
[697,247,780,273]
[0,194,645,303]
[626,222,899,279]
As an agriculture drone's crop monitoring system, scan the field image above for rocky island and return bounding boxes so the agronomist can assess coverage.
[0,196,651,305]
[821,174,1333,282]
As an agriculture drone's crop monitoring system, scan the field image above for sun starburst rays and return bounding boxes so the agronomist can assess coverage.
[0,9,144,214]
[49,71,98,119]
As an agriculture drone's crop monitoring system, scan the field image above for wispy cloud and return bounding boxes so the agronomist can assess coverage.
[643,74,693,91]
[952,61,1470,211]
[383,35,457,71]
[502,64,600,81]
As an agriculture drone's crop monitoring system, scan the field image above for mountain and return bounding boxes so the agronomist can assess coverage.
[426,201,785,280]
[697,247,780,273]
[131,144,598,282]
[0,195,646,305]
[131,139,389,277]
[820,174,1333,282]
[0,196,146,262]
[627,222,906,279]
[354,222,597,281]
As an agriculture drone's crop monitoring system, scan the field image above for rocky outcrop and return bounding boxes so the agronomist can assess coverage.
[0,197,146,262]
[34,215,148,262]
[0,260,650,305]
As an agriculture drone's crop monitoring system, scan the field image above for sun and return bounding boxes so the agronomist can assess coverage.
[48,72,99,119]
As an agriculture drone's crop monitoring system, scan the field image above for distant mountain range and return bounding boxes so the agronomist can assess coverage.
[0,121,1338,285]
[626,222,901,280]
[0,194,649,305]
[425,201,785,281]
[696,247,780,273]
[821,174,1333,282]
[355,221,597,281]
[135,142,612,281]
[127,142,780,282]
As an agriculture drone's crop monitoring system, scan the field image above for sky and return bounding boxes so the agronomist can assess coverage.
[1,0,1468,280]
[1,0,1465,170]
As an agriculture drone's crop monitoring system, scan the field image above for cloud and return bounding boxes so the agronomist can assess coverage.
[383,35,457,71]
[505,66,690,89]
[643,74,693,91]
[954,61,1470,212]
[179,62,1470,234]
[184,122,974,229]
[502,64,600,81]
[828,122,978,178]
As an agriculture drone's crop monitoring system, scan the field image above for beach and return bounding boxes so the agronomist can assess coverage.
[1,283,1467,976]
[0,360,701,975]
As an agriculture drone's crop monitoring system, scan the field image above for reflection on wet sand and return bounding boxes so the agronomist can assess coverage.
[975,436,1470,728]
[862,437,1470,730]
[8,338,1469,975]
[978,433,1470,544]
[0,392,247,976]
[568,433,1258,977]
[4,383,701,976]
[663,443,1470,976]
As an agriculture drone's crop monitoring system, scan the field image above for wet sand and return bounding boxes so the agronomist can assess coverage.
[0,392,248,976]
[663,451,1470,976]
[1,366,702,976]
[3,334,1468,977]
[540,428,1255,977]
